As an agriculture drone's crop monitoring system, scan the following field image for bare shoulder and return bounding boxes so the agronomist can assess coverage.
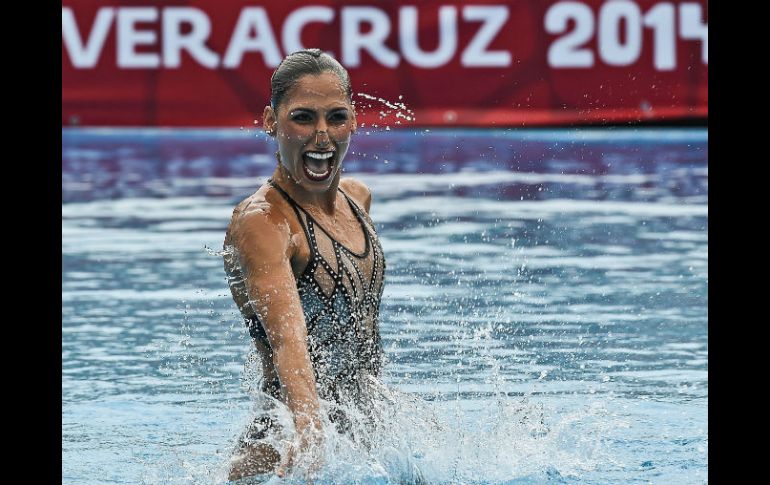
[224,185,294,260]
[340,177,372,213]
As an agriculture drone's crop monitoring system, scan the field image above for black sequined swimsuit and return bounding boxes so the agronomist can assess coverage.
[225,178,387,404]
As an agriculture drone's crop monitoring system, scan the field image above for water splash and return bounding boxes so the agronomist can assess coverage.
[347,93,417,167]
[204,244,230,258]
[211,349,611,485]
[354,93,416,127]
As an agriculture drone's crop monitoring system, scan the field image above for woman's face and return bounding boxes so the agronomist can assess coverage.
[264,71,356,193]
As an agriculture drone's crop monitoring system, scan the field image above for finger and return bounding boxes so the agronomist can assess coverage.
[305,450,322,481]
[276,443,294,478]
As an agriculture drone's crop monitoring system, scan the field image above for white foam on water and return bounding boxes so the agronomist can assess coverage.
[156,334,617,485]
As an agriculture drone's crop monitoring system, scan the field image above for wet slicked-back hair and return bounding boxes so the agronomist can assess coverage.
[270,49,353,110]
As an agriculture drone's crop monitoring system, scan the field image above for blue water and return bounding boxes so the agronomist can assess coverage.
[62,127,708,484]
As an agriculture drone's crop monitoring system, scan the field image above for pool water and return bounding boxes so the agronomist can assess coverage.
[62,128,707,484]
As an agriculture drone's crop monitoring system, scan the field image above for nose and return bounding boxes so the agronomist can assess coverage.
[315,129,330,148]
[313,117,331,146]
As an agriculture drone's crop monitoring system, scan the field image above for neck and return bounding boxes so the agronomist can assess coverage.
[271,164,340,215]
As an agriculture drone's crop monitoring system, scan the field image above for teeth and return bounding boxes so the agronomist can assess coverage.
[306,151,333,160]
[308,168,330,177]
[303,152,333,180]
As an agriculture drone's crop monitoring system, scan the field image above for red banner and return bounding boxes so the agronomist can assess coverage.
[61,1,708,127]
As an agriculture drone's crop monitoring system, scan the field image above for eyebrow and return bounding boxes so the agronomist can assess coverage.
[288,106,349,115]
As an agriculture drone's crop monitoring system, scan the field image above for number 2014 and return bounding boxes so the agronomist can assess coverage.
[545,1,707,70]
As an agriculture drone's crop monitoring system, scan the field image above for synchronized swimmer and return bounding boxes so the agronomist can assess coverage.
[223,49,387,481]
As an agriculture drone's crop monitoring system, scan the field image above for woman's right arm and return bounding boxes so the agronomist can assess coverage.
[225,206,322,471]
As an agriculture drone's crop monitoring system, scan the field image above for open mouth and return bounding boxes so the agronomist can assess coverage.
[302,151,335,181]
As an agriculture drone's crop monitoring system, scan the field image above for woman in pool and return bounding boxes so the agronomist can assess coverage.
[223,49,387,480]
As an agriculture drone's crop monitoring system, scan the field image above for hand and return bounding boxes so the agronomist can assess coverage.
[275,419,324,480]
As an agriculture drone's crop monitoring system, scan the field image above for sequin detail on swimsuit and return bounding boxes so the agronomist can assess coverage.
[224,178,387,401]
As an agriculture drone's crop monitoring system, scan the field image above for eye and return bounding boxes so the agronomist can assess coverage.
[328,111,349,123]
[290,111,313,123]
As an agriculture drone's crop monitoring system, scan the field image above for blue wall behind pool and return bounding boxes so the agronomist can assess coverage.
[62,127,707,203]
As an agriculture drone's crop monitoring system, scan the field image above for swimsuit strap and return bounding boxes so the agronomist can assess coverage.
[338,188,367,229]
[267,178,317,263]
[268,178,371,258]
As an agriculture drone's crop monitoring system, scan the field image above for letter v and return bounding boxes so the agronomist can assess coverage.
[62,7,115,68]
